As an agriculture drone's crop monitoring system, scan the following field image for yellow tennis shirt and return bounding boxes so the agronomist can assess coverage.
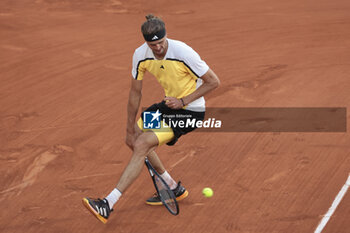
[131,39,209,112]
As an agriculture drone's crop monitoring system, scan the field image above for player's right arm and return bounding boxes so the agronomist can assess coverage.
[126,47,146,149]
[125,78,142,149]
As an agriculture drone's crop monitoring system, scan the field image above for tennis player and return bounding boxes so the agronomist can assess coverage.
[83,14,220,223]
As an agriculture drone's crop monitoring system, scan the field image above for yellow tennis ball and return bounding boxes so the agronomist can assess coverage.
[202,187,213,198]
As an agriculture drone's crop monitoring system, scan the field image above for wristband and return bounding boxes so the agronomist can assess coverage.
[180,98,185,107]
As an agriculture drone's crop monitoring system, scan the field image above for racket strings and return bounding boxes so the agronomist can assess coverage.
[154,176,177,212]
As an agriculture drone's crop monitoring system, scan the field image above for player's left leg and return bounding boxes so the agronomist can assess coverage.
[135,117,189,205]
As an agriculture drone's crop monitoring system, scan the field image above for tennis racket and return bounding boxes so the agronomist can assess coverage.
[145,157,179,215]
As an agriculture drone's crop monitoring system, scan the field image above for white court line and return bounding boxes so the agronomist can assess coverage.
[169,150,195,171]
[314,174,350,233]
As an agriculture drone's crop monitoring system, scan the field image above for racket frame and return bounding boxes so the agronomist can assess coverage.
[144,157,179,215]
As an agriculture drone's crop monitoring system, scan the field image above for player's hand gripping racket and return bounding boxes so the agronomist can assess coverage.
[145,157,179,215]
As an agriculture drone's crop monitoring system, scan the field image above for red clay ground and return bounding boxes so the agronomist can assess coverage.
[1,0,350,232]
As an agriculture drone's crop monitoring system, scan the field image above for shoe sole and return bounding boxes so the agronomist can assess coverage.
[82,198,108,224]
[146,190,189,206]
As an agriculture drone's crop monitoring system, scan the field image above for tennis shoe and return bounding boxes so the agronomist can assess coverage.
[146,181,188,205]
[82,197,113,224]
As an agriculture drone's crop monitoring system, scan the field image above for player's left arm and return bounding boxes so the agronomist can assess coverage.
[165,68,220,109]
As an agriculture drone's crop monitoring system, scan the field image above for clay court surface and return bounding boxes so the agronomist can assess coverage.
[1,0,350,232]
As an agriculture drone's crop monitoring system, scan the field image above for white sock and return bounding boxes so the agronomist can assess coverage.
[105,188,122,209]
[160,171,177,189]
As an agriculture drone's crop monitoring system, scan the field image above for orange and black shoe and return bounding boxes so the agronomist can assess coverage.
[146,181,189,205]
[82,197,113,224]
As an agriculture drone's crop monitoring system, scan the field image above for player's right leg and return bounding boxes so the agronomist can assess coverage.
[134,121,171,179]
[83,131,158,223]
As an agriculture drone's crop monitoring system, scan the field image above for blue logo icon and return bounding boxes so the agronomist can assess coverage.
[143,110,162,129]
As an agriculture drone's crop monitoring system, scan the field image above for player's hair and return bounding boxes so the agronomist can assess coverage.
[141,14,166,35]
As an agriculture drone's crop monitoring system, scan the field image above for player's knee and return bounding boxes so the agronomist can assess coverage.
[133,134,156,155]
